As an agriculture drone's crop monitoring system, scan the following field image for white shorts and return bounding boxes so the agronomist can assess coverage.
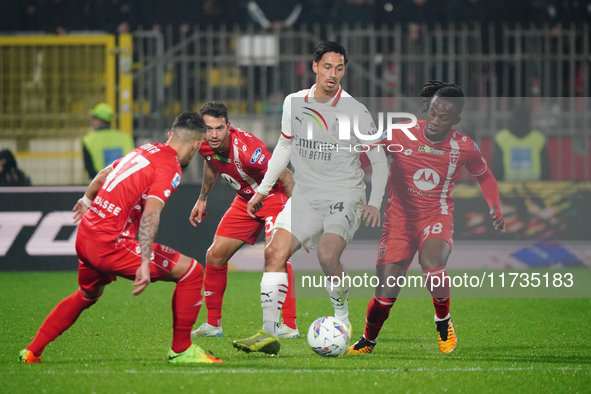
[274,196,364,248]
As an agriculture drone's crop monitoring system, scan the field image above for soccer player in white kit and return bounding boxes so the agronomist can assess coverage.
[233,41,388,355]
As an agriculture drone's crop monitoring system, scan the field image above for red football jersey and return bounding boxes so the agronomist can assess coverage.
[82,143,182,241]
[199,127,284,201]
[382,119,487,219]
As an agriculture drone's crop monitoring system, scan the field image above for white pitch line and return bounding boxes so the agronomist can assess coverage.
[7,366,589,375]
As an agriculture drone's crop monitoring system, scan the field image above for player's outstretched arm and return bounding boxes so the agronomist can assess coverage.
[133,197,164,296]
[247,134,292,218]
[189,159,218,226]
[476,168,506,234]
[73,164,113,223]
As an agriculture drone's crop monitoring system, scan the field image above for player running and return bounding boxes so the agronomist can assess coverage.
[189,102,299,339]
[19,112,222,364]
[233,41,388,355]
[349,81,506,355]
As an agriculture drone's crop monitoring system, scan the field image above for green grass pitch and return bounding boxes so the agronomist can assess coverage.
[1,271,590,393]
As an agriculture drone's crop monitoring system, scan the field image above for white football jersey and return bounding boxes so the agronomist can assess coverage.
[282,85,380,202]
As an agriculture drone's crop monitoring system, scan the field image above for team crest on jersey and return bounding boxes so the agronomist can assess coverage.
[171,173,181,189]
[413,168,440,191]
[164,189,171,197]
[449,151,460,165]
[378,243,387,260]
[250,148,262,163]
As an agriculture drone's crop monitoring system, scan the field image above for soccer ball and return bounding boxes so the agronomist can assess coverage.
[307,316,350,357]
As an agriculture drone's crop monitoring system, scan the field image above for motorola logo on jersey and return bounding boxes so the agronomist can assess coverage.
[220,173,241,190]
[413,169,440,191]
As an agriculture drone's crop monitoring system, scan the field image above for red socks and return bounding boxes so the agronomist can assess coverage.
[203,264,228,327]
[281,262,297,329]
[364,296,396,342]
[27,289,97,356]
[423,267,451,320]
[171,260,204,353]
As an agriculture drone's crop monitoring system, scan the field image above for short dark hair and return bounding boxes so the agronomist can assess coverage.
[171,112,205,134]
[418,80,464,113]
[200,102,229,123]
[313,41,348,66]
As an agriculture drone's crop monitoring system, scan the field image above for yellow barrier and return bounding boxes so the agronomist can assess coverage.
[0,34,127,185]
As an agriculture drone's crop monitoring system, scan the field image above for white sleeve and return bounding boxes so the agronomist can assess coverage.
[256,134,292,196]
[280,95,293,138]
[365,146,388,209]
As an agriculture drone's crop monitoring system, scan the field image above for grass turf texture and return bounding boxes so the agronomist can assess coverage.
[1,271,590,393]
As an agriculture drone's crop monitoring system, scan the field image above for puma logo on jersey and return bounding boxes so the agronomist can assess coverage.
[261,291,273,298]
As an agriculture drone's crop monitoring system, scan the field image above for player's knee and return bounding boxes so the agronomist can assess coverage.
[179,259,204,285]
[419,258,444,271]
[78,288,101,308]
[264,243,287,271]
[205,246,226,267]
[316,248,339,268]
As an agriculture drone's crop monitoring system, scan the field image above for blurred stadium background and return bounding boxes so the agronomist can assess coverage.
[0,0,589,185]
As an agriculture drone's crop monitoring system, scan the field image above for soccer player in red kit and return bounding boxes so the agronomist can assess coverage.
[19,112,222,364]
[349,81,506,355]
[188,102,299,339]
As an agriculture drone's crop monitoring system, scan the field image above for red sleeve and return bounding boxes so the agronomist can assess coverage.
[465,141,488,176]
[475,168,503,220]
[244,137,272,176]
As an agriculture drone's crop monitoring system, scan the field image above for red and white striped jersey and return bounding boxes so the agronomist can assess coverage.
[199,127,284,201]
[382,119,487,219]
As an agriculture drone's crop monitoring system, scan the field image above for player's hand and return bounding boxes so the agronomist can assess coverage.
[72,199,89,224]
[132,263,151,296]
[189,198,207,226]
[360,205,381,227]
[489,205,506,233]
[247,192,266,218]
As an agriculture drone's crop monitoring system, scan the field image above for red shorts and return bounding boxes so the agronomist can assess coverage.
[75,227,181,294]
[376,214,454,270]
[216,192,288,244]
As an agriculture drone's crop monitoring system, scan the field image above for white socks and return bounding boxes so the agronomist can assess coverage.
[326,276,350,326]
[261,272,288,337]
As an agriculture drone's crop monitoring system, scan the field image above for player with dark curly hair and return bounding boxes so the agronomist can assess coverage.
[349,81,506,355]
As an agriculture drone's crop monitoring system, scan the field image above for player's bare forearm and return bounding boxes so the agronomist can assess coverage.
[73,165,114,223]
[138,210,159,266]
[134,198,163,295]
[199,160,218,200]
[190,198,207,226]
[88,165,114,199]
[277,169,293,198]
